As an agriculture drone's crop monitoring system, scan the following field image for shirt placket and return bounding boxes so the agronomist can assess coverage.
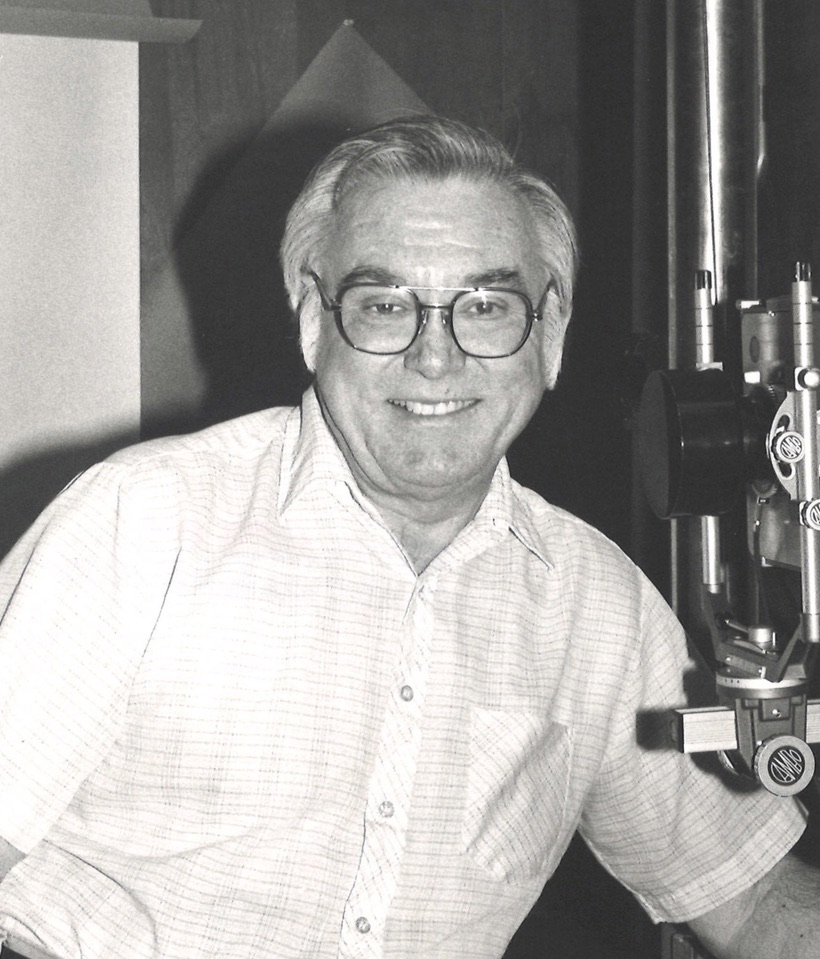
[337,575,436,959]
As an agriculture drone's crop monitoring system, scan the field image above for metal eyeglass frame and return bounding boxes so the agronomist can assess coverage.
[310,271,555,359]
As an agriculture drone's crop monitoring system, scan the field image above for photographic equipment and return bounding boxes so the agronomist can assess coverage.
[638,265,820,795]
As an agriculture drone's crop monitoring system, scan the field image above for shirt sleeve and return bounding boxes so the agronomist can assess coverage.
[578,575,807,924]
[0,460,181,853]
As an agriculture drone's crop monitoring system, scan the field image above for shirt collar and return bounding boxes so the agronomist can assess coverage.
[277,386,358,516]
[467,457,554,572]
[278,385,554,572]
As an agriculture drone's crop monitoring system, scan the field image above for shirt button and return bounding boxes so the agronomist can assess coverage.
[378,800,395,818]
[400,685,414,701]
[355,917,371,934]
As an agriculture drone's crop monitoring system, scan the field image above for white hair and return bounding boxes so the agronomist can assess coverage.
[279,115,579,387]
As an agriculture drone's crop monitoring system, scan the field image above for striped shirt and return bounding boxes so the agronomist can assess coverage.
[0,387,805,959]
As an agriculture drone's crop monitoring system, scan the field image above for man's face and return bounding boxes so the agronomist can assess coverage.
[312,175,552,511]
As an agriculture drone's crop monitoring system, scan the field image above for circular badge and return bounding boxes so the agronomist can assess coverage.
[772,430,805,464]
[803,500,820,531]
[754,736,815,796]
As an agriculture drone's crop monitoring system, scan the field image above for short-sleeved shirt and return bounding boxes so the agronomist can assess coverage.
[0,387,806,959]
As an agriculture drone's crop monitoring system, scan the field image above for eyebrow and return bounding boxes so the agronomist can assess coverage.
[463,268,526,288]
[338,267,403,286]
[338,266,528,289]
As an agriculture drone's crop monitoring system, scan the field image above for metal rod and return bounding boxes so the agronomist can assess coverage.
[702,514,724,592]
[792,263,820,642]
[695,270,715,368]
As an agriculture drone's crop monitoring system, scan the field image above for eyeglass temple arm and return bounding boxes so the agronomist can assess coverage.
[309,271,338,311]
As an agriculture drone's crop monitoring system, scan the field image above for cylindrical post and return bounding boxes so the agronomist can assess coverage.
[792,263,820,642]
[701,515,724,592]
[694,270,715,369]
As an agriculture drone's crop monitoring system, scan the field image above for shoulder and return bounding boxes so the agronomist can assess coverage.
[6,406,299,563]
[507,485,697,724]
[511,479,639,578]
[86,406,297,500]
[508,479,679,643]
[106,406,296,473]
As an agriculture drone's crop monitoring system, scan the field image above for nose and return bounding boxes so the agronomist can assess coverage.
[403,306,466,378]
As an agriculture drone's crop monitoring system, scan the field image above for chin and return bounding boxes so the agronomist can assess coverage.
[396,454,487,489]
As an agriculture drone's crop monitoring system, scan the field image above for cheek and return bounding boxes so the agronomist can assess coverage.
[314,343,389,432]
[313,328,357,398]
[502,348,548,401]
[492,362,548,438]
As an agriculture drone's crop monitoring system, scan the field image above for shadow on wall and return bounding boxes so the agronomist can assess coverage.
[0,429,139,560]
[0,120,355,557]
[143,119,370,439]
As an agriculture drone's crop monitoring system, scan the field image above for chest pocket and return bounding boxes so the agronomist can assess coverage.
[463,707,573,883]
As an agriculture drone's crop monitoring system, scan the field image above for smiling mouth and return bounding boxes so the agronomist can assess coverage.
[389,399,478,417]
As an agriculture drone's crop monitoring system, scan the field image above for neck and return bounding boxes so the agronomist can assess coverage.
[312,388,494,570]
[368,486,487,572]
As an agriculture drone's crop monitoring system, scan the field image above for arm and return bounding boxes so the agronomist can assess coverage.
[0,462,181,858]
[688,852,820,958]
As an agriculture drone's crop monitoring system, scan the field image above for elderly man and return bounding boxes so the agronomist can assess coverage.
[0,116,817,959]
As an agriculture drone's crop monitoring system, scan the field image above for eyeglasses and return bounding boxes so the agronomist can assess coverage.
[310,272,554,359]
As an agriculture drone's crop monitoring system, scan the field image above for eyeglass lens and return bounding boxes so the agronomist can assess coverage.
[338,286,531,357]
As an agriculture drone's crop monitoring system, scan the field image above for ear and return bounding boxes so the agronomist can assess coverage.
[541,292,572,390]
[296,285,322,373]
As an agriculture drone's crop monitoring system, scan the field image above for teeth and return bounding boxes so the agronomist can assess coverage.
[391,399,474,416]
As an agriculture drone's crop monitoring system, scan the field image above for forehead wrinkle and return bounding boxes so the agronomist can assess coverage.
[338,265,528,291]
[339,266,404,286]
[324,177,543,296]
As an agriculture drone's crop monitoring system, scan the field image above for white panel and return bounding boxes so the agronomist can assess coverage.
[0,33,140,466]
[0,2,201,43]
